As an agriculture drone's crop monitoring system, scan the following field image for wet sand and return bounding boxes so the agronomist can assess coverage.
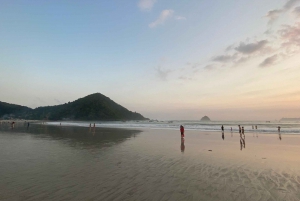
[0,123,300,201]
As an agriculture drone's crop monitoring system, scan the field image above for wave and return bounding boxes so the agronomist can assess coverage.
[45,120,300,135]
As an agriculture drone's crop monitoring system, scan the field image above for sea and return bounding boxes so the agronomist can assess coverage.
[46,120,300,134]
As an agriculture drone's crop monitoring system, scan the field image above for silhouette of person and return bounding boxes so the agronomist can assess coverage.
[180,125,185,138]
[221,125,224,132]
[278,126,281,132]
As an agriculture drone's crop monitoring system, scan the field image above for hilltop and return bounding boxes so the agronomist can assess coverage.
[0,93,148,121]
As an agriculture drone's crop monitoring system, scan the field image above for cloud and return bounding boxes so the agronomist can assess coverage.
[265,0,300,24]
[235,40,268,54]
[155,66,172,80]
[149,9,174,28]
[278,23,300,57]
[283,0,300,10]
[212,55,235,62]
[293,6,300,17]
[279,23,300,47]
[259,54,278,67]
[175,16,186,20]
[204,64,217,71]
[138,0,156,11]
[265,9,282,25]
[178,76,192,80]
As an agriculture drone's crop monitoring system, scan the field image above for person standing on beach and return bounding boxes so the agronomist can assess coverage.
[278,126,281,132]
[221,125,224,132]
[180,125,184,138]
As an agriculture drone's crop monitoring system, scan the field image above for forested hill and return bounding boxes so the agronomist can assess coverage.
[0,93,148,121]
[0,101,32,117]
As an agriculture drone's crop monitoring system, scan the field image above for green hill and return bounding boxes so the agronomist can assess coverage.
[0,93,148,121]
[0,101,32,118]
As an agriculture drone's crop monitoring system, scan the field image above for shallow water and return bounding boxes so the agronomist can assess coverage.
[45,120,300,134]
[1,123,300,201]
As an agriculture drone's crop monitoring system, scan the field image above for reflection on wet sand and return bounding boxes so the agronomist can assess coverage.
[279,132,282,141]
[240,133,245,151]
[180,138,185,153]
[0,123,141,149]
[222,132,224,140]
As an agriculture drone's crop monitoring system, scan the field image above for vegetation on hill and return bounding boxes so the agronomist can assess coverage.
[0,93,148,121]
[0,101,32,118]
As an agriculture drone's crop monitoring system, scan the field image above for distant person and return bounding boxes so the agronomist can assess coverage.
[231,127,232,132]
[27,122,30,128]
[255,125,257,129]
[221,125,224,132]
[180,125,185,138]
[278,126,281,132]
[11,122,15,129]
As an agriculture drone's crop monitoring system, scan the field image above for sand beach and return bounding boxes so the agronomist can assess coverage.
[0,122,300,201]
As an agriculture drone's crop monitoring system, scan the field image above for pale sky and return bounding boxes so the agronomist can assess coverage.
[1,0,300,121]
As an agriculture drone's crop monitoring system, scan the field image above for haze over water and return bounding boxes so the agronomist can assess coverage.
[1,123,300,200]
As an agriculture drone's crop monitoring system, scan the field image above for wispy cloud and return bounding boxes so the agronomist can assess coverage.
[138,0,156,11]
[235,40,269,54]
[265,0,300,24]
[155,66,172,81]
[175,16,186,20]
[293,6,300,17]
[178,76,192,80]
[210,40,271,67]
[259,54,278,67]
[212,55,236,62]
[149,9,174,28]
[265,9,282,25]
[284,0,300,10]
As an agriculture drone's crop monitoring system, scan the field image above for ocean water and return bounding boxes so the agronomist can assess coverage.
[46,120,300,134]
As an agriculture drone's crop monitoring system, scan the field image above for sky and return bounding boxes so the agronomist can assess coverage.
[1,0,300,121]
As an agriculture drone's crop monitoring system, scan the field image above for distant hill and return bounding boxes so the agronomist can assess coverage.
[0,93,148,121]
[200,116,211,121]
[0,101,32,118]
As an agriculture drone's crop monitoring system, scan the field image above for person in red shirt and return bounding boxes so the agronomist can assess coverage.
[180,125,185,138]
